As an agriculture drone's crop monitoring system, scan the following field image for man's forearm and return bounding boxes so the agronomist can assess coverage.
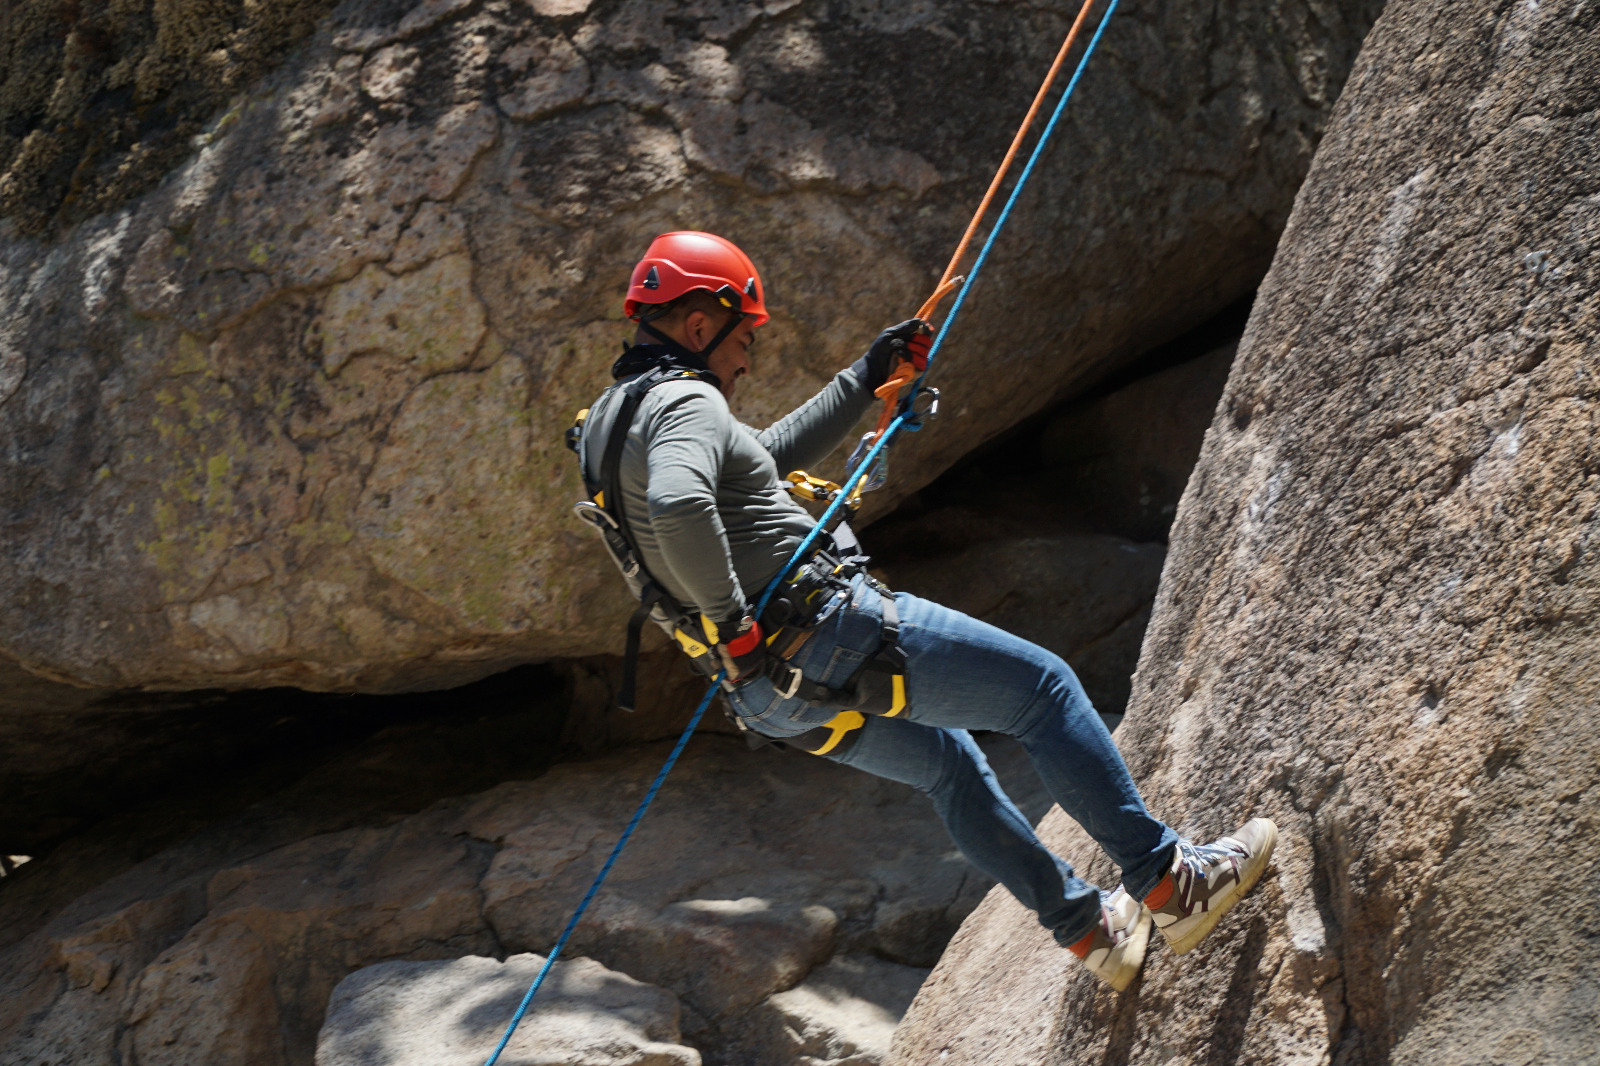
[757,367,876,473]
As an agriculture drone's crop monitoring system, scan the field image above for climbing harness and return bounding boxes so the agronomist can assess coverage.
[484,1,1121,1060]
[575,322,919,719]
[570,343,906,714]
[569,344,724,711]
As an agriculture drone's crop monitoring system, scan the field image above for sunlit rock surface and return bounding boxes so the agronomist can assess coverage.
[317,954,700,1066]
[889,2,1600,1063]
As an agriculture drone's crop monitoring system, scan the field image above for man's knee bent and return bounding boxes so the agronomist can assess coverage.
[1009,655,1093,740]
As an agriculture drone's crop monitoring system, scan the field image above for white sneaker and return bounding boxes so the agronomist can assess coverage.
[1145,817,1278,955]
[1065,886,1152,991]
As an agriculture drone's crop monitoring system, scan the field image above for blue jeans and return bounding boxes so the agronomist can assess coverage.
[727,575,1179,944]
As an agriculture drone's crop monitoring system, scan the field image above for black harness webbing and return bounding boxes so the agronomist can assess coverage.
[639,316,744,364]
[766,582,902,707]
[581,348,721,711]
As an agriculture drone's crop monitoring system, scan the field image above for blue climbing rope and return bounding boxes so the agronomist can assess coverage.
[483,2,1118,1060]
[480,676,722,1066]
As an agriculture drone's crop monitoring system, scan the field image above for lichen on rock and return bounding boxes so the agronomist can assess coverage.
[0,0,342,236]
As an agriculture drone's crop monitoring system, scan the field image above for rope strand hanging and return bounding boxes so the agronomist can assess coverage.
[482,2,1120,1060]
[863,0,1104,459]
[922,0,1102,315]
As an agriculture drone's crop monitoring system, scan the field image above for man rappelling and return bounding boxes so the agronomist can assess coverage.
[570,230,1278,991]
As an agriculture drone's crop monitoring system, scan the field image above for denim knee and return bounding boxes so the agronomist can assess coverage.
[928,732,979,798]
[1007,658,1084,742]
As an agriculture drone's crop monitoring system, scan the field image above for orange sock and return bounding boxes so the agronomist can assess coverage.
[1145,873,1174,910]
[1067,928,1095,958]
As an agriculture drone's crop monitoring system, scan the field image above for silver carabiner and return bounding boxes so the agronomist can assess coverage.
[573,500,619,530]
[845,432,890,495]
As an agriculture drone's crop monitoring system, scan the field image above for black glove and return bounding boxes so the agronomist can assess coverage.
[705,611,767,683]
[850,319,932,391]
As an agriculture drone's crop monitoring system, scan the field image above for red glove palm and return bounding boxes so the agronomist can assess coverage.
[902,326,931,371]
[852,319,932,390]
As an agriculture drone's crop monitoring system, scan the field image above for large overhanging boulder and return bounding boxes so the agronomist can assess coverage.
[0,0,1383,693]
[889,1,1600,1062]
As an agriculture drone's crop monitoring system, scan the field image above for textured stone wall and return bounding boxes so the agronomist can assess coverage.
[0,0,1382,694]
[0,0,340,235]
[890,2,1600,1063]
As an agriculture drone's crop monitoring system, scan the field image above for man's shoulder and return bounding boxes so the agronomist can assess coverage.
[591,372,722,412]
[636,374,728,415]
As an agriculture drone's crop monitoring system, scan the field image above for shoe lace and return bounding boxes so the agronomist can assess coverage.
[1174,838,1237,875]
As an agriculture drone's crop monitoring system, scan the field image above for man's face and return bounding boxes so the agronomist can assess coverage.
[686,310,758,400]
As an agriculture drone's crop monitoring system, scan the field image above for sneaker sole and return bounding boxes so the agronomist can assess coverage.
[1105,904,1153,992]
[1165,818,1278,956]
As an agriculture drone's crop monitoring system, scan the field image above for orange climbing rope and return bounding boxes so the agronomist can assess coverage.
[929,0,1100,309]
[865,0,1103,447]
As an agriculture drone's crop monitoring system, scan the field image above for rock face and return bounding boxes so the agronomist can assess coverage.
[1038,342,1238,543]
[0,0,1383,693]
[882,534,1166,722]
[0,733,1046,1066]
[889,2,1600,1064]
[736,954,927,1066]
[317,954,700,1066]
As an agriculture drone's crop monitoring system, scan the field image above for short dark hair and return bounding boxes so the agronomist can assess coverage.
[635,288,738,324]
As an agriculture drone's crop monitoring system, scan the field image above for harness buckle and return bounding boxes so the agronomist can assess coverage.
[572,500,618,530]
[773,661,805,700]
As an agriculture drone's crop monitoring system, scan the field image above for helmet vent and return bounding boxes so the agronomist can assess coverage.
[643,266,660,290]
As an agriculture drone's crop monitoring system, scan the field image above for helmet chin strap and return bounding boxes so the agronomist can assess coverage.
[638,312,744,364]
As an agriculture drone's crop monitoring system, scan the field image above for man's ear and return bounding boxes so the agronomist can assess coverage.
[681,310,709,352]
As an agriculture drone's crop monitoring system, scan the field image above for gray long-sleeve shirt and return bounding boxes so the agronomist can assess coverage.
[580,366,875,622]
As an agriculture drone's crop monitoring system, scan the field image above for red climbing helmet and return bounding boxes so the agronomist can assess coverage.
[624,231,770,327]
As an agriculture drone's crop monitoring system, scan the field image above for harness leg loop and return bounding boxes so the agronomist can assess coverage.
[788,711,867,757]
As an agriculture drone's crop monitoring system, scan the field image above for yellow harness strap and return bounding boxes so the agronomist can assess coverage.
[885,674,908,717]
[808,711,866,755]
